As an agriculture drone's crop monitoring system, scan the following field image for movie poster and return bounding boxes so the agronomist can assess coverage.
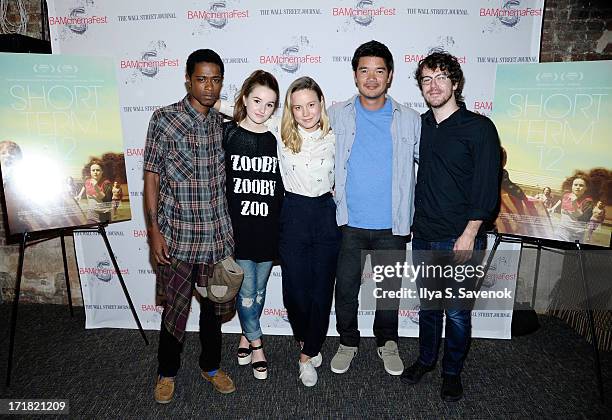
[0,53,131,235]
[492,61,612,248]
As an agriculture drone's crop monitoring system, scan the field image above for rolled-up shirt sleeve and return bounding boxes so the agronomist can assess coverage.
[468,119,501,221]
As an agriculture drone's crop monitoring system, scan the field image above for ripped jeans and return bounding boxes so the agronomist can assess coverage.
[236,259,274,341]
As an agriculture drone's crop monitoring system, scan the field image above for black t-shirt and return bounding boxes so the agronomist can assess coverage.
[412,105,501,241]
[223,122,284,261]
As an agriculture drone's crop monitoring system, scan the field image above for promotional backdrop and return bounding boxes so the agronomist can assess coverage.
[48,0,543,338]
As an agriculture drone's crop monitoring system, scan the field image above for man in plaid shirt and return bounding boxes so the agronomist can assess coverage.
[144,49,236,404]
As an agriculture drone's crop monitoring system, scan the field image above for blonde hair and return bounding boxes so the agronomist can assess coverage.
[280,77,331,154]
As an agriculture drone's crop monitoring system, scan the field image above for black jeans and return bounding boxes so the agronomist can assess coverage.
[157,297,221,377]
[335,226,409,347]
[279,192,341,358]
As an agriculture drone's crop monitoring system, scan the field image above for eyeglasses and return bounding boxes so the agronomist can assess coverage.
[420,74,450,85]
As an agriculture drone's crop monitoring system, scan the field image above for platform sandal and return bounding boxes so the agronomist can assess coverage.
[237,337,252,365]
[250,343,268,380]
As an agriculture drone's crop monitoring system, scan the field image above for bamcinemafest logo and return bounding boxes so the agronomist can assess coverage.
[480,0,542,27]
[125,147,144,157]
[187,0,249,29]
[332,0,396,26]
[404,37,467,65]
[120,41,180,78]
[404,53,467,64]
[126,147,144,170]
[260,36,322,74]
[48,1,108,34]
[79,257,129,282]
[263,308,290,326]
[399,306,420,325]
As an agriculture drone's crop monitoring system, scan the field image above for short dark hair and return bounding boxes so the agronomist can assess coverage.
[186,49,224,77]
[351,40,394,73]
[415,50,464,102]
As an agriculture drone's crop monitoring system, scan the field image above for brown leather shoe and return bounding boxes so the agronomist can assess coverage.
[154,376,175,404]
[201,369,236,394]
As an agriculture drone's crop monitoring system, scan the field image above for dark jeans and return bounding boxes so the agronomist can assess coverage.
[280,192,340,358]
[157,297,221,377]
[335,226,409,347]
[412,236,485,376]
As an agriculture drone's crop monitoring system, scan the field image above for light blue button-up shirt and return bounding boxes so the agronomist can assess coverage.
[328,95,421,236]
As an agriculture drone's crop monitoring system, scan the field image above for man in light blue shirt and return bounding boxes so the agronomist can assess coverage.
[328,40,421,376]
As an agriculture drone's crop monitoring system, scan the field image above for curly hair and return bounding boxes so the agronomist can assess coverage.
[561,171,590,196]
[82,159,107,181]
[561,168,612,204]
[414,49,464,102]
[81,153,127,184]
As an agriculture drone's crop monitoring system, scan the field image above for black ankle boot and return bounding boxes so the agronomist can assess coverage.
[441,374,463,401]
[400,360,435,385]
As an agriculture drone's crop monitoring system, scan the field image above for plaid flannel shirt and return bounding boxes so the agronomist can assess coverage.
[144,95,234,263]
[144,95,234,340]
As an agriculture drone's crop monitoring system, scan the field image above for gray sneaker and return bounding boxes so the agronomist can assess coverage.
[377,341,404,375]
[330,344,358,374]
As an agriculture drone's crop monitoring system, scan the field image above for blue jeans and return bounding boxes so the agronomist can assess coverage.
[236,259,274,341]
[412,236,485,376]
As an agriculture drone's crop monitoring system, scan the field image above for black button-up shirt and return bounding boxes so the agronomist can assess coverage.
[412,104,501,241]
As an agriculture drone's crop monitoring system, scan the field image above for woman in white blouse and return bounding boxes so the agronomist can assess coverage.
[277,77,340,387]
[217,77,339,387]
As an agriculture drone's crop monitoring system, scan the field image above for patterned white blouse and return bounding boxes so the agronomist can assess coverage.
[219,100,335,197]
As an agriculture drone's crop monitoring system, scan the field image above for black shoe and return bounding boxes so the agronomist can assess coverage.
[441,374,463,402]
[400,360,435,385]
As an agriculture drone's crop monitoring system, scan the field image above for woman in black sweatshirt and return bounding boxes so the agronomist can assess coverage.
[223,70,283,380]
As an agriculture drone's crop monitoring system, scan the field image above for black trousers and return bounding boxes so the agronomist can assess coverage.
[279,192,341,358]
[335,226,409,347]
[157,297,222,377]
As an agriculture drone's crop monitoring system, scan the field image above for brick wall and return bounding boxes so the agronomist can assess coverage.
[540,0,612,62]
[0,1,610,305]
[1,0,47,40]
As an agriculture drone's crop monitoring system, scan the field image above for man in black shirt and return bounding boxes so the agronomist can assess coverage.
[400,51,501,401]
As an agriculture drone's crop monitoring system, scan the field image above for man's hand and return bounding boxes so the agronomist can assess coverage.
[453,220,482,264]
[144,170,168,263]
[149,229,170,265]
[453,233,475,264]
